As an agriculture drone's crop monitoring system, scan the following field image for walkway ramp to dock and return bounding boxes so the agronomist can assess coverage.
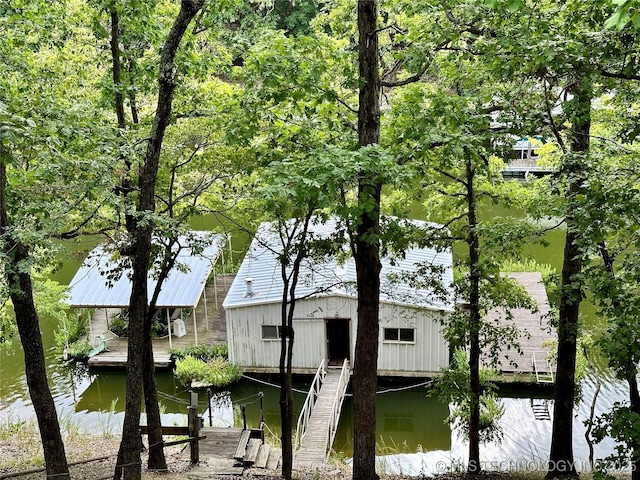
[294,359,350,468]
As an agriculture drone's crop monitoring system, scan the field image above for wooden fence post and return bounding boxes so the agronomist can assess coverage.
[188,391,200,464]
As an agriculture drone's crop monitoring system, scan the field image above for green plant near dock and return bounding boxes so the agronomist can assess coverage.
[171,343,241,387]
[109,311,129,337]
[174,355,241,387]
[54,309,91,361]
[430,349,505,444]
[66,339,92,361]
[170,343,229,361]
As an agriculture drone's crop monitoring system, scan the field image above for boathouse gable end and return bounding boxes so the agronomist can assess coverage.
[223,217,455,377]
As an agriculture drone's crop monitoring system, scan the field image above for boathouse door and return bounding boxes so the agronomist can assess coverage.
[326,318,350,366]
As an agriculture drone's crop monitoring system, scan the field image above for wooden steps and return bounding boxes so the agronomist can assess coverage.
[244,438,262,464]
[254,443,270,468]
[266,448,281,470]
[233,430,252,461]
[233,429,279,471]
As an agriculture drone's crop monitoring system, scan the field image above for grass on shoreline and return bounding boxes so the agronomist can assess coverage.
[0,421,631,480]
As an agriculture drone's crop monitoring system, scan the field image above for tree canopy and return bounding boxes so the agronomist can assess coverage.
[4,0,640,478]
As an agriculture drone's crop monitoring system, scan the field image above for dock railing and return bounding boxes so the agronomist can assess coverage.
[325,359,350,461]
[294,359,326,450]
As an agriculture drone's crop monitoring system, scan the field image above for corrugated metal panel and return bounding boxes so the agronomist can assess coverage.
[67,232,223,308]
[227,293,449,372]
[222,217,454,312]
[377,306,449,372]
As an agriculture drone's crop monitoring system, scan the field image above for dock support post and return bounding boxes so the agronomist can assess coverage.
[259,391,264,443]
[241,404,247,430]
[207,388,213,427]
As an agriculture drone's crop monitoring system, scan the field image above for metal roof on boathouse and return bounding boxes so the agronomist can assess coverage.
[67,231,223,309]
[222,217,455,312]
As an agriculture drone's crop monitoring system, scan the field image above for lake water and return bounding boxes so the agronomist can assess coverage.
[0,212,630,473]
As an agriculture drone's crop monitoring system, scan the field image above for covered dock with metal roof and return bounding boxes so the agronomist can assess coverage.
[67,231,226,357]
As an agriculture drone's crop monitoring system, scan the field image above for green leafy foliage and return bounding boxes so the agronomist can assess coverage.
[173,354,241,388]
[0,297,16,348]
[109,312,129,337]
[54,310,90,356]
[66,339,93,361]
[592,403,640,475]
[605,0,640,30]
[170,343,229,361]
[430,349,505,444]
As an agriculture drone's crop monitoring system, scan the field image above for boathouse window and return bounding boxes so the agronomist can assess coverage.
[383,327,415,343]
[261,325,283,340]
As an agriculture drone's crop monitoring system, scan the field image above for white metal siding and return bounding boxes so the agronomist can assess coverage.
[226,295,448,374]
[378,305,448,372]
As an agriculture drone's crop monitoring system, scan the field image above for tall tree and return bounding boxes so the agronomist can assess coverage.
[351,1,382,479]
[0,121,70,480]
[584,156,640,480]
[113,1,204,479]
[0,2,117,476]
[547,79,591,479]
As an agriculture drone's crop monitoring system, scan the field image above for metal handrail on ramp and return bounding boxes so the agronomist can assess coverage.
[294,359,326,450]
[294,359,351,467]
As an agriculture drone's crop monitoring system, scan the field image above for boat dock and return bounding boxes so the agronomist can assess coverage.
[502,138,555,180]
[85,274,234,368]
[484,272,557,383]
[502,162,555,180]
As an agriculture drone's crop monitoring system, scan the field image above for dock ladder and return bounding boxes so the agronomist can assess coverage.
[530,398,551,421]
[531,351,555,384]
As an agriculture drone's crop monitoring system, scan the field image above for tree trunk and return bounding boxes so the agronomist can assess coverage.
[114,2,204,479]
[279,218,312,479]
[110,6,126,131]
[280,278,293,480]
[465,155,482,474]
[117,230,149,480]
[0,162,71,480]
[353,2,381,480]
[598,240,640,480]
[629,376,640,480]
[143,325,167,471]
[547,80,591,480]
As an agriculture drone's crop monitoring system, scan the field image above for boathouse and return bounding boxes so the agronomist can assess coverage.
[223,218,454,377]
[66,231,226,367]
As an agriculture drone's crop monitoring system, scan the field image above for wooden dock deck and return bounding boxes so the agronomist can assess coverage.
[294,361,350,468]
[503,158,555,179]
[484,272,556,382]
[86,274,234,368]
[185,427,245,477]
